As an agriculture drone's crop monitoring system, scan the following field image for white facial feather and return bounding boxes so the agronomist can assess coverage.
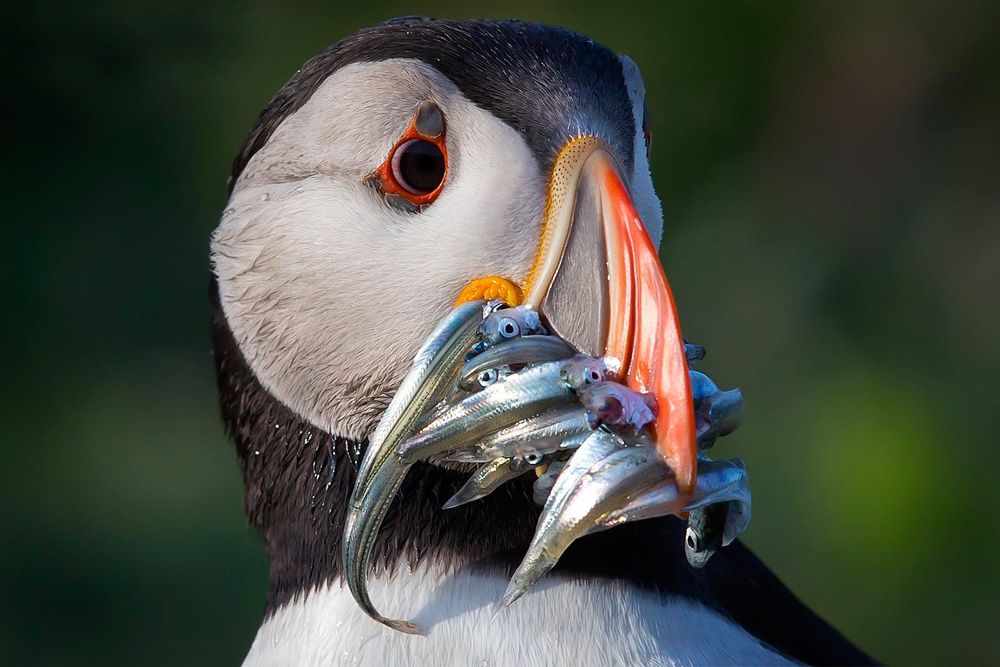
[213,60,545,440]
[243,564,792,666]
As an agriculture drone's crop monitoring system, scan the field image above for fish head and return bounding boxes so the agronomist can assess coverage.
[561,355,612,391]
[684,502,729,568]
[477,305,545,347]
[578,382,657,434]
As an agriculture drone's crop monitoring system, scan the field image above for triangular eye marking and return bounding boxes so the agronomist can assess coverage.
[414,101,444,138]
[367,101,449,212]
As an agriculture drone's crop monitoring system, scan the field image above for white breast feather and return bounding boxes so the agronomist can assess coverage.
[243,564,791,666]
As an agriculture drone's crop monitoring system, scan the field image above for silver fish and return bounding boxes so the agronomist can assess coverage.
[435,406,592,463]
[342,299,487,634]
[395,358,593,465]
[484,430,625,607]
[697,388,744,450]
[594,458,750,535]
[459,335,576,391]
[500,445,664,608]
[442,456,537,509]
[684,460,751,562]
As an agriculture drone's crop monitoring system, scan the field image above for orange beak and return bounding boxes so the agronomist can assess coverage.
[461,136,697,495]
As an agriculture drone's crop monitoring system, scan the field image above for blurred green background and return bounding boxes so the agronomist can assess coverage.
[4,1,998,664]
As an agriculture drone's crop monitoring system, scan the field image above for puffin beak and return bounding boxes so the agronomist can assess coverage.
[459,136,697,495]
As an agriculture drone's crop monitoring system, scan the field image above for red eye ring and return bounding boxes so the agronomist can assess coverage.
[369,102,449,209]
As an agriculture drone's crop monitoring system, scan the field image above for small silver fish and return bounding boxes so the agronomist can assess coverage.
[441,456,537,508]
[438,406,592,463]
[459,335,576,391]
[577,382,657,435]
[684,459,751,551]
[342,299,488,635]
[396,358,591,464]
[492,430,624,606]
[500,445,664,608]
[594,457,750,536]
[696,388,744,450]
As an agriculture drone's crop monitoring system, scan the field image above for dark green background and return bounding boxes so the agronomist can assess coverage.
[4,2,998,664]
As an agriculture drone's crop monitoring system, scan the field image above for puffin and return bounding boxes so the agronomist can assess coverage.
[210,17,876,666]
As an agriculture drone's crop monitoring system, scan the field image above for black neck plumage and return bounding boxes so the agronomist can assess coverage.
[210,278,876,665]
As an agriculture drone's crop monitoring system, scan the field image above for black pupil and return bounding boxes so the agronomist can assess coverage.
[395,140,445,194]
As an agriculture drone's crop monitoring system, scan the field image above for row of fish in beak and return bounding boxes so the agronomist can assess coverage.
[343,300,750,634]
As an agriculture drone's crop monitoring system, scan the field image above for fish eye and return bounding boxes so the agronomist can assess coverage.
[477,368,500,387]
[498,317,520,339]
[686,533,700,551]
[524,452,543,466]
[391,139,446,195]
[586,368,602,384]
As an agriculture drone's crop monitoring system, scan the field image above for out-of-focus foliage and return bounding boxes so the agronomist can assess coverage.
[3,1,998,664]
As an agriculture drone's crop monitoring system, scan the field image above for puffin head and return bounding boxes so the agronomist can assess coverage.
[211,17,689,607]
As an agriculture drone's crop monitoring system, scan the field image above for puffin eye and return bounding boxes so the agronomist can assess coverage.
[369,101,449,210]
[391,139,446,195]
[498,317,520,339]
